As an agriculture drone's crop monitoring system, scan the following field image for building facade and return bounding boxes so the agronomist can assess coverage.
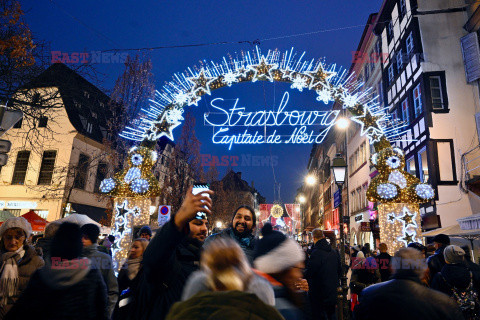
[375,0,480,229]
[0,63,117,222]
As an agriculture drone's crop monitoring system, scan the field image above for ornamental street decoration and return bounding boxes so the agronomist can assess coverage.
[101,47,435,264]
[119,47,409,147]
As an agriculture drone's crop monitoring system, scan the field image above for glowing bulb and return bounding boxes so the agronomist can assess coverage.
[305,175,316,186]
[298,195,306,203]
[336,117,349,129]
[216,221,223,228]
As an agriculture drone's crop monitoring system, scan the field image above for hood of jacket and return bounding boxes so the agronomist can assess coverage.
[313,238,332,252]
[39,257,91,288]
[441,263,471,290]
[82,243,99,257]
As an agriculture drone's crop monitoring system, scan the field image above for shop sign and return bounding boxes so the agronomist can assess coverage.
[0,201,38,210]
[360,222,371,232]
[355,214,363,222]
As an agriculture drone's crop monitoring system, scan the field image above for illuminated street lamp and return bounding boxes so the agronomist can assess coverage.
[336,117,350,130]
[305,174,316,186]
[298,195,306,203]
[215,221,223,229]
[331,153,349,320]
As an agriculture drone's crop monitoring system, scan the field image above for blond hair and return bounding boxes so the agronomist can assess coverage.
[201,238,252,291]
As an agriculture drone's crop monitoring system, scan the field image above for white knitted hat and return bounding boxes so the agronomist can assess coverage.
[0,217,32,239]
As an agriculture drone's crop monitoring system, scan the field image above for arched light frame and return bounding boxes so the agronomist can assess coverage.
[120,46,408,145]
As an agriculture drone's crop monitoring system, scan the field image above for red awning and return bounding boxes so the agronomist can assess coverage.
[21,211,48,232]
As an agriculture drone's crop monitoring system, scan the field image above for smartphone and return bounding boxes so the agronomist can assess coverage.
[192,183,210,219]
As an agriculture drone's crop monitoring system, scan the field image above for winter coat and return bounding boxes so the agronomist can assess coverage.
[34,237,52,259]
[350,257,380,294]
[353,271,464,320]
[0,244,44,318]
[427,246,447,284]
[431,262,480,296]
[129,219,203,320]
[305,238,341,307]
[181,270,275,305]
[375,252,392,282]
[82,244,119,318]
[166,290,284,320]
[5,258,108,320]
[204,228,256,264]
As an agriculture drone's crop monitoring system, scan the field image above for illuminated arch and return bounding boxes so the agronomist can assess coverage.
[120,47,407,146]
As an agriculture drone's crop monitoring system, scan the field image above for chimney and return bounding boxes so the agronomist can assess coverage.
[251,180,255,189]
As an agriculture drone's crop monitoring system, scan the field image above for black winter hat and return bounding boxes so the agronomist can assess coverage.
[432,234,450,246]
[80,223,100,244]
[139,225,152,237]
[51,222,83,260]
[253,223,304,274]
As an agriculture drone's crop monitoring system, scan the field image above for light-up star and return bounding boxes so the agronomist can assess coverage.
[281,68,296,81]
[187,93,201,107]
[316,87,334,104]
[115,201,130,219]
[351,107,385,136]
[290,74,309,92]
[397,206,417,228]
[147,112,181,141]
[186,68,217,96]
[398,231,416,246]
[307,63,336,89]
[367,130,384,143]
[249,56,278,82]
[387,213,396,223]
[222,72,239,86]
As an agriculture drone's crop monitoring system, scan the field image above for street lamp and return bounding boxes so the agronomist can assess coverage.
[336,117,350,130]
[215,221,223,229]
[298,195,306,203]
[305,174,316,186]
[331,153,349,320]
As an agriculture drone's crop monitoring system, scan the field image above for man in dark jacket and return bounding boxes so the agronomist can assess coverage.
[130,186,213,320]
[376,243,392,282]
[204,205,257,263]
[354,248,464,320]
[427,233,450,285]
[81,223,119,319]
[305,228,341,320]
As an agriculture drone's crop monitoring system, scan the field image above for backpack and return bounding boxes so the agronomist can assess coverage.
[442,271,480,319]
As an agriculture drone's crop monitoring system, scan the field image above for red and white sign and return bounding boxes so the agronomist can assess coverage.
[158,205,171,226]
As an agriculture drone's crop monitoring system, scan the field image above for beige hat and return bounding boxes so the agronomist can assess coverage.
[0,217,32,239]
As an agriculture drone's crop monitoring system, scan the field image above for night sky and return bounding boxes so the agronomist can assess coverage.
[22,0,383,203]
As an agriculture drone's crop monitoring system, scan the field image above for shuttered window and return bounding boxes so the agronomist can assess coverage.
[11,151,30,185]
[460,33,480,83]
[37,151,56,185]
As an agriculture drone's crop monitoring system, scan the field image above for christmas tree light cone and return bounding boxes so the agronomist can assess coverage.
[378,203,422,256]
[111,197,152,272]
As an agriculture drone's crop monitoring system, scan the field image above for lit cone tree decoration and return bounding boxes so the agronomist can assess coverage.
[99,145,160,271]
[365,137,435,255]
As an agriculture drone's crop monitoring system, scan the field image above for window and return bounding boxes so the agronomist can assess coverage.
[388,65,395,84]
[38,116,48,128]
[94,162,108,193]
[11,151,31,185]
[418,147,429,183]
[429,76,444,110]
[399,0,407,19]
[74,153,90,189]
[397,49,403,70]
[377,82,384,107]
[435,140,456,183]
[406,157,416,176]
[401,99,410,123]
[86,122,93,133]
[13,118,22,128]
[413,84,422,117]
[37,151,56,185]
[390,108,398,122]
[387,20,394,42]
[406,32,414,55]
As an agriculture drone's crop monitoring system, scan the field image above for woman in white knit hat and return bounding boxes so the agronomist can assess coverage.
[0,217,44,318]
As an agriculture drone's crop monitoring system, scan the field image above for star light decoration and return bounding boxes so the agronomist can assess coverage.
[111,200,135,269]
[118,47,407,145]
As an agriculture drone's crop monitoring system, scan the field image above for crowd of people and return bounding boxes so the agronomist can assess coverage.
[0,186,478,319]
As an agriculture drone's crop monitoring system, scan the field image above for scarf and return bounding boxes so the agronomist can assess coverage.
[0,247,25,306]
[127,258,142,280]
[227,228,253,249]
